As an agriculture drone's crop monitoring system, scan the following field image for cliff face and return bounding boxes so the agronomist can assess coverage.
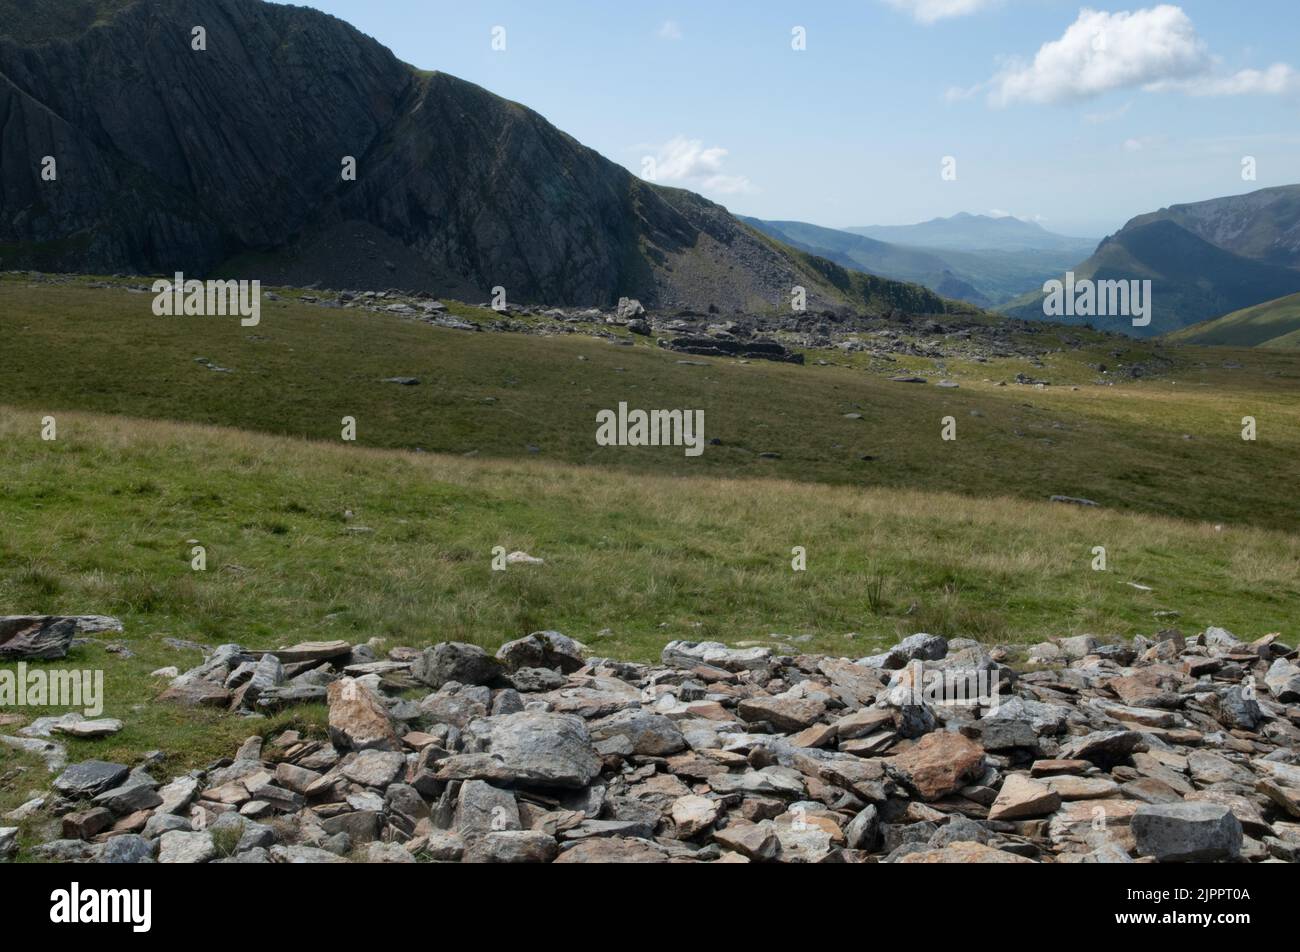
[0,0,947,312]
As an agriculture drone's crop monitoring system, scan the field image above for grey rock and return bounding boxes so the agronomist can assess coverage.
[53,761,129,798]
[1132,802,1243,862]
[159,830,216,864]
[495,631,585,674]
[100,834,154,864]
[416,642,503,689]
[589,709,686,756]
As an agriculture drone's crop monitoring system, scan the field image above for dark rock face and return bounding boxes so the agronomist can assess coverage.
[661,336,805,364]
[0,0,949,315]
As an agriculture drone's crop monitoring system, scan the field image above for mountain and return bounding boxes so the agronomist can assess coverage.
[845,213,1098,255]
[0,0,946,315]
[1165,292,1300,349]
[1125,185,1300,270]
[1002,189,1300,337]
[744,217,1093,308]
[740,217,991,306]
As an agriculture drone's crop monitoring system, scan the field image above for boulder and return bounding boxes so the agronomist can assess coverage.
[1132,802,1243,862]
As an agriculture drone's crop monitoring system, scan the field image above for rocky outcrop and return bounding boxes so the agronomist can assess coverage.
[0,0,949,315]
[11,624,1300,864]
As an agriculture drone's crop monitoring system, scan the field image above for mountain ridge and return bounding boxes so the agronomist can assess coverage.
[0,0,949,315]
[1001,188,1300,336]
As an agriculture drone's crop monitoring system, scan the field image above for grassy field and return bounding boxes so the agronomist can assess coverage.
[1,275,1298,842]
[3,275,1299,531]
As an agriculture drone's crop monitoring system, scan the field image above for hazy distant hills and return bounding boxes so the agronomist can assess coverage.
[846,212,1098,255]
[0,0,946,315]
[745,215,1093,308]
[1003,187,1300,338]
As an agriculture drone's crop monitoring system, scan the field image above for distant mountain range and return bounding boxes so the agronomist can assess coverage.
[0,0,946,316]
[745,215,1095,308]
[845,213,1097,254]
[1003,186,1300,337]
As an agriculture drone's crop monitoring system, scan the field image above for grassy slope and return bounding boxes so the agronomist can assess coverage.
[2,277,1299,531]
[2,407,1296,748]
[2,276,1299,839]
[1166,292,1300,349]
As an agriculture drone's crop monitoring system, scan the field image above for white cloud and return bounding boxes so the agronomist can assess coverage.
[656,20,682,41]
[988,6,1210,106]
[1153,63,1299,96]
[640,137,755,195]
[957,5,1299,108]
[883,0,1000,24]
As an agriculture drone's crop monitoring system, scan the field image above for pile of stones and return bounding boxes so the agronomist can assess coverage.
[9,626,1300,863]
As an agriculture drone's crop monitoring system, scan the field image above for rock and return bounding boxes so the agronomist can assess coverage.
[341,750,407,788]
[495,631,585,673]
[159,830,217,864]
[1132,803,1243,862]
[713,821,781,861]
[270,845,350,864]
[416,642,503,688]
[53,760,129,798]
[859,632,948,669]
[464,830,559,864]
[1265,659,1300,702]
[51,718,124,739]
[844,805,881,851]
[92,782,163,815]
[616,297,645,321]
[364,842,417,863]
[476,711,602,787]
[0,616,78,660]
[263,640,352,663]
[158,680,231,708]
[0,827,16,860]
[1058,730,1144,768]
[589,709,686,756]
[988,774,1061,821]
[897,842,1036,863]
[671,795,721,838]
[737,695,826,732]
[890,732,986,801]
[456,780,520,836]
[327,678,399,751]
[555,837,670,863]
[101,835,154,864]
[63,808,113,839]
[661,641,771,672]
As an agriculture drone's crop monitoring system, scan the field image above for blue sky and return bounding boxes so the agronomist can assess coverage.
[297,1,1300,238]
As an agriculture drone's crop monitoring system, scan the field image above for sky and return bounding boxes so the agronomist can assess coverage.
[296,1,1300,238]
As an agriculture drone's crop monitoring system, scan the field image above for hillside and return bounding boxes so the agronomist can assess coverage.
[4,274,1300,532]
[1167,292,1300,349]
[1003,219,1300,336]
[1126,185,1300,270]
[0,0,942,314]
[1003,186,1300,336]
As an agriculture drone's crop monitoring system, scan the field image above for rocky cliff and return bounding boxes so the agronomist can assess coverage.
[0,0,948,314]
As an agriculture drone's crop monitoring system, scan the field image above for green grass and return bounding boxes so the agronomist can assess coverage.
[2,275,1299,853]
[3,276,1299,531]
[1166,291,1300,349]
